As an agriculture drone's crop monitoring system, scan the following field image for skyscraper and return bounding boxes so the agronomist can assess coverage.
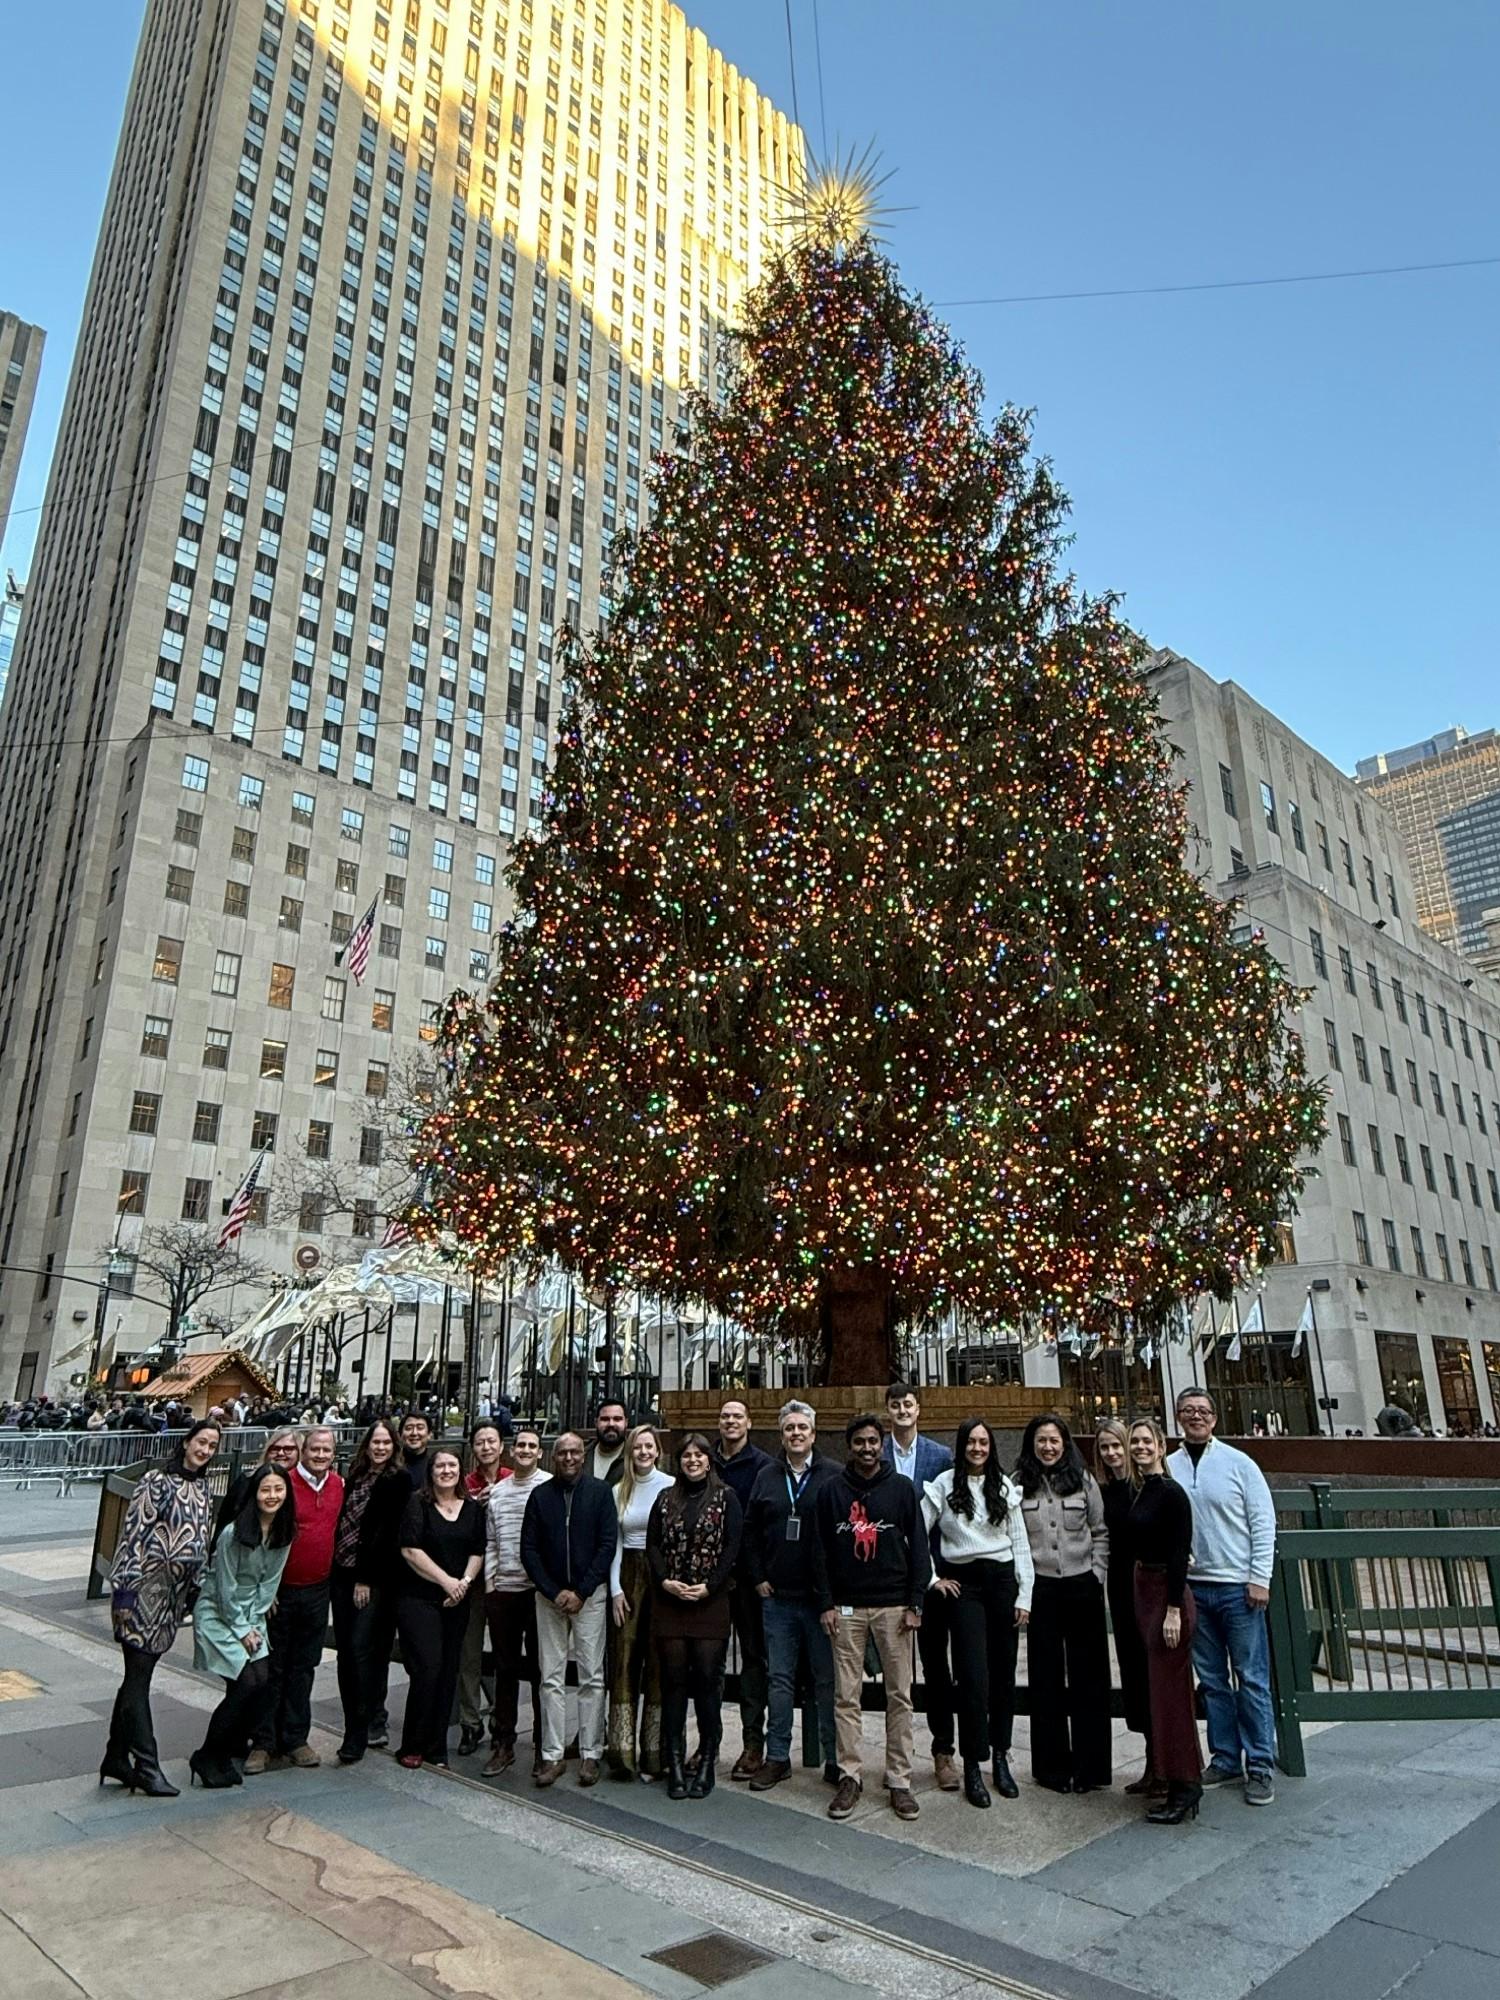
[0,313,44,551]
[0,0,800,1398]
[1357,727,1500,979]
[0,572,22,710]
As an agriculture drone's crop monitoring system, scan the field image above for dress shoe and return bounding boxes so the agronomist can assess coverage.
[287,1743,321,1769]
[827,1775,861,1819]
[397,1752,424,1769]
[577,1759,601,1786]
[888,1787,920,1821]
[750,1758,792,1791]
[992,1755,1019,1800]
[534,1759,565,1787]
[962,1763,991,1809]
[483,1742,515,1777]
[458,1725,483,1756]
[932,1752,961,1793]
[730,1748,764,1781]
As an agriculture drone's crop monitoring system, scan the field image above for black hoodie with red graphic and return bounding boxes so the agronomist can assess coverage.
[811,1460,931,1613]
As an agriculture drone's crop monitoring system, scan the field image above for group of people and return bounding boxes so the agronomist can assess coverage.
[100,1383,1280,1830]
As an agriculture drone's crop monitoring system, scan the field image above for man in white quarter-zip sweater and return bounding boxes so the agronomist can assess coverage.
[1166,1386,1278,1806]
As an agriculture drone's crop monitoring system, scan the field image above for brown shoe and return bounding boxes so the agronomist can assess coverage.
[243,1748,272,1777]
[482,1743,515,1778]
[577,1759,601,1787]
[827,1775,862,1819]
[731,1748,764,1781]
[749,1758,792,1792]
[534,1760,565,1787]
[933,1753,961,1793]
[287,1744,322,1769]
[889,1787,920,1821]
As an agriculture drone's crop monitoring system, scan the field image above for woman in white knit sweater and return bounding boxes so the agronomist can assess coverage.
[922,1418,1034,1809]
[606,1426,675,1780]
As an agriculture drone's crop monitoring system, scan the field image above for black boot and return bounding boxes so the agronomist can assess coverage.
[666,1740,689,1800]
[992,1754,1019,1800]
[131,1759,180,1798]
[99,1745,138,1789]
[963,1762,991,1809]
[1147,1783,1202,1825]
[688,1739,718,1799]
[189,1750,239,1790]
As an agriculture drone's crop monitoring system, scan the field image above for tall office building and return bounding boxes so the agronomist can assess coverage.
[0,313,45,551]
[1357,727,1500,980]
[0,573,22,710]
[0,0,801,1399]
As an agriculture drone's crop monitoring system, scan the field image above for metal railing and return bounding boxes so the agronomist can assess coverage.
[1268,1521,1500,1775]
[0,1423,383,1496]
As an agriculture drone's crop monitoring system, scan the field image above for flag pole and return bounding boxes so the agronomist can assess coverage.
[1308,1287,1333,1437]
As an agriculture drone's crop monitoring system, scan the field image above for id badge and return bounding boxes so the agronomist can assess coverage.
[784,1516,801,1542]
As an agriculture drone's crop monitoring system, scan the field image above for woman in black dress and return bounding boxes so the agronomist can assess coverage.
[1127,1418,1202,1825]
[1095,1418,1156,1796]
[648,1433,742,1801]
[395,1446,487,1769]
[331,1418,408,1764]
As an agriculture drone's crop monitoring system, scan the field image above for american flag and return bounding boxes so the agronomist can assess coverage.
[339,898,379,984]
[380,1213,410,1249]
[217,1150,268,1249]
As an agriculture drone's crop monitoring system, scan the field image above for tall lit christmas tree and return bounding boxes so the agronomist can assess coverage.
[417,200,1325,1384]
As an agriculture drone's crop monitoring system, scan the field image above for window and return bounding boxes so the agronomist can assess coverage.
[232,826,257,862]
[1438,1005,1452,1047]
[1316,820,1332,868]
[1410,1226,1429,1278]
[1323,1019,1341,1071]
[1219,764,1237,816]
[315,1049,339,1087]
[1337,946,1355,994]
[1460,1239,1477,1286]
[372,989,395,1031]
[250,1110,279,1151]
[1382,1218,1401,1271]
[1259,780,1278,834]
[366,1059,388,1096]
[379,923,401,957]
[1454,1081,1467,1126]
[1395,1133,1412,1183]
[469,949,490,980]
[1366,963,1383,1009]
[1446,1154,1462,1199]
[1364,855,1379,900]
[341,807,364,842]
[268,962,295,1008]
[388,822,410,857]
[359,1126,384,1166]
[238,774,264,810]
[1392,978,1408,1023]
[1309,928,1327,977]
[424,935,445,969]
[1352,1210,1372,1265]
[335,858,360,894]
[475,851,495,886]
[1416,992,1431,1036]
[384,872,405,906]
[471,900,492,933]
[1467,1161,1482,1207]
[260,1039,287,1078]
[1484,1244,1498,1292]
[129,1092,161,1136]
[428,886,450,920]
[279,895,303,930]
[1431,1071,1445,1114]
[118,1170,149,1215]
[1420,1143,1437,1192]
[1229,846,1247,877]
[208,951,239,997]
[1459,1019,1473,1059]
[181,1178,212,1223]
[286,842,309,876]
[202,1027,231,1069]
[1406,1059,1421,1105]
[353,1200,376,1239]
[419,1000,441,1043]
[299,1191,326,1232]
[306,1119,333,1159]
[222,880,249,918]
[1475,1094,1486,1134]
[1368,1124,1385,1175]
[292,790,315,826]
[166,865,195,903]
[1289,801,1306,853]
[1340,838,1355,886]
[433,838,453,872]
[1353,1035,1370,1084]
[1489,1168,1500,1213]
[322,975,346,1021]
[141,1015,171,1058]
[1436,1232,1454,1281]
[175,807,202,845]
[192,1100,222,1143]
[1337,1113,1356,1165]
[1379,1046,1396,1095]
[153,936,183,983]
[182,754,210,791]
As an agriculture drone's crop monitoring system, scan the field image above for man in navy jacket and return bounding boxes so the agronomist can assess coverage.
[520,1433,617,1787]
[883,1384,959,1789]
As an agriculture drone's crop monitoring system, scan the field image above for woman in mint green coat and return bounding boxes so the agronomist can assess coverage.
[190,1465,297,1786]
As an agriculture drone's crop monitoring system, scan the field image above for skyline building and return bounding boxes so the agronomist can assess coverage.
[0,572,22,711]
[0,0,801,1399]
[1357,725,1500,982]
[0,313,45,552]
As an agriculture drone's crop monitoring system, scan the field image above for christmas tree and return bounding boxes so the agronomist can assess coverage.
[417,232,1325,1384]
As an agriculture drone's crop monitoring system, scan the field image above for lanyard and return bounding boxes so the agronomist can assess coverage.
[784,1464,811,1512]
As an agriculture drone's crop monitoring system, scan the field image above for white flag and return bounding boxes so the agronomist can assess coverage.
[1215,1301,1236,1350]
[1292,1292,1315,1358]
[1241,1296,1266,1336]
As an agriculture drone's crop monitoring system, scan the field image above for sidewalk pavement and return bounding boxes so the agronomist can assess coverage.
[1,1497,1498,2000]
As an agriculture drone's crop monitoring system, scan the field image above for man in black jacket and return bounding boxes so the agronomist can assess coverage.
[713,1398,772,1778]
[520,1433,617,1788]
[743,1398,840,1791]
[813,1413,930,1822]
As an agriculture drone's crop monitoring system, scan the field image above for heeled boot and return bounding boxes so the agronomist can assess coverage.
[687,1737,719,1800]
[665,1737,689,1800]
[131,1758,180,1798]
[992,1754,1019,1800]
[99,1746,139,1789]
[1146,1782,1202,1825]
[962,1762,991,1809]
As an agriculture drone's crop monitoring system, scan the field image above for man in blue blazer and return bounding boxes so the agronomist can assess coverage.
[882,1384,959,1790]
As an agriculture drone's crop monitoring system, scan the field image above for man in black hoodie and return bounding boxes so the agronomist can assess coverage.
[813,1413,930,1822]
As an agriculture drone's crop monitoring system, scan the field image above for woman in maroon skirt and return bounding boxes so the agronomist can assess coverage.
[1127,1418,1202,1825]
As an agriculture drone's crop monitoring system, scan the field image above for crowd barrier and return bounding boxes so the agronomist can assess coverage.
[0,1423,379,1496]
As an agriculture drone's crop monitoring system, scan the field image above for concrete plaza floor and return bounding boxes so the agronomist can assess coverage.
[2,1484,1499,2000]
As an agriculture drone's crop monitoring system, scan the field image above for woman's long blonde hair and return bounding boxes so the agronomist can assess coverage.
[1094,1417,1131,1484]
[615,1424,665,1516]
[1127,1415,1169,1488]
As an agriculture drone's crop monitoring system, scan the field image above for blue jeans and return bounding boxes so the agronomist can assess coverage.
[1189,1579,1276,1774]
[762,1595,835,1765]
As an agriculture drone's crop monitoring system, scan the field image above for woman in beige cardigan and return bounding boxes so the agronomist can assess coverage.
[1015,1413,1111,1793]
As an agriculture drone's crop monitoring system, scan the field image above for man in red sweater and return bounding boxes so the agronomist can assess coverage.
[246,1427,344,1773]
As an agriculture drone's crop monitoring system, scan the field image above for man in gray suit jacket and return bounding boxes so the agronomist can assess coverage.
[883,1384,958,1789]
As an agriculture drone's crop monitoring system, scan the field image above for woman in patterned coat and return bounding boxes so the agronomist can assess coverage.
[647,1433,742,1802]
[102,1418,222,1796]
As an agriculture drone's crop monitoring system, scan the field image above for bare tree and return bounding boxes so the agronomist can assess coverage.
[104,1225,270,1350]
[271,1052,439,1259]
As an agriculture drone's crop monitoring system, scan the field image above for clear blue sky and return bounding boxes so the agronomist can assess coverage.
[2,1,1494,771]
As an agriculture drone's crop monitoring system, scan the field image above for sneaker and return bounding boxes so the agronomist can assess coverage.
[1200,1761,1242,1787]
[749,1758,791,1792]
[243,1749,272,1777]
[889,1787,920,1821]
[730,1748,764,1781]
[1244,1769,1276,1807]
[287,1744,322,1769]
[827,1775,862,1819]
[367,1730,390,1750]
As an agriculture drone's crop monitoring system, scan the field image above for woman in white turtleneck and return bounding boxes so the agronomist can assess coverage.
[606,1426,675,1780]
[922,1418,1034,1810]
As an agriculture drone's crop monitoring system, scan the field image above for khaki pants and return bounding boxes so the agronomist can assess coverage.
[829,1604,915,1791]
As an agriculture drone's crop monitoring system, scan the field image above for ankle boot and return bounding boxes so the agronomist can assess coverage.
[963,1761,991,1809]
[666,1740,689,1800]
[688,1740,718,1799]
[99,1746,138,1789]
[1147,1782,1202,1825]
[131,1759,180,1799]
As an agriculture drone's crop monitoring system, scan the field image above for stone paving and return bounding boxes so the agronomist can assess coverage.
[1,1494,1499,2000]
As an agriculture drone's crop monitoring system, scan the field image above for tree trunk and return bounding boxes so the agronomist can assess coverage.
[817,1267,896,1387]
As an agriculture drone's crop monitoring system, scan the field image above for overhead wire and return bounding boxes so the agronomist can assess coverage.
[933,253,1500,309]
